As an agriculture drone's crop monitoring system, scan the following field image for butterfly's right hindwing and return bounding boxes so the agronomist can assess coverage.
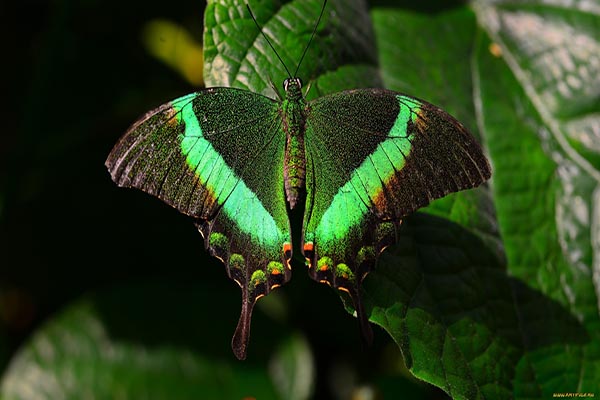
[106,88,291,360]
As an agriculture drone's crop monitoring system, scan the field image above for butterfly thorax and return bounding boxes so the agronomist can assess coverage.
[281,78,307,210]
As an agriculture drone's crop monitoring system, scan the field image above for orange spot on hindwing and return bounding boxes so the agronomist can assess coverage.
[303,241,315,268]
[282,242,292,269]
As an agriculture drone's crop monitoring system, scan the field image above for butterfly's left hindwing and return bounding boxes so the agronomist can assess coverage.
[106,88,291,360]
[303,89,491,340]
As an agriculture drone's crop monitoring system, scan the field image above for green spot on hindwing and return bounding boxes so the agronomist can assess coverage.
[317,257,333,272]
[356,246,376,266]
[335,263,354,281]
[209,232,229,259]
[249,270,267,291]
[267,261,284,276]
[230,253,245,271]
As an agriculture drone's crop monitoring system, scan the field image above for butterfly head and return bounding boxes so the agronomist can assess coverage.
[284,77,303,91]
[284,78,303,101]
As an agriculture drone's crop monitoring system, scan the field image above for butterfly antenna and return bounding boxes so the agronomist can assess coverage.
[246,3,293,78]
[293,0,327,77]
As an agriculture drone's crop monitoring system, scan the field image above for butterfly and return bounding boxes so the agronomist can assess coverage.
[105,1,491,360]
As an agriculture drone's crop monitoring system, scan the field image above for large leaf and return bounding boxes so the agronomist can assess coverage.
[365,0,600,398]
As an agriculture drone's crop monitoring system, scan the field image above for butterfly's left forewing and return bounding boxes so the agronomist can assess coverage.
[303,89,491,341]
[106,88,291,359]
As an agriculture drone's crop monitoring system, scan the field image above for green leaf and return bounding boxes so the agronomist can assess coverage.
[364,0,600,398]
[269,334,315,400]
[203,0,381,96]
[474,0,600,395]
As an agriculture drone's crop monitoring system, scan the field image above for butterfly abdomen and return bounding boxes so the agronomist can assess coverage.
[281,79,308,209]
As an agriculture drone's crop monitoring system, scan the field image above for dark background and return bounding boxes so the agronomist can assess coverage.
[1,0,208,369]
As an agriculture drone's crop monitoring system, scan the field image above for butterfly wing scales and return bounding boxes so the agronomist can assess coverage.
[303,89,491,341]
[106,88,291,360]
